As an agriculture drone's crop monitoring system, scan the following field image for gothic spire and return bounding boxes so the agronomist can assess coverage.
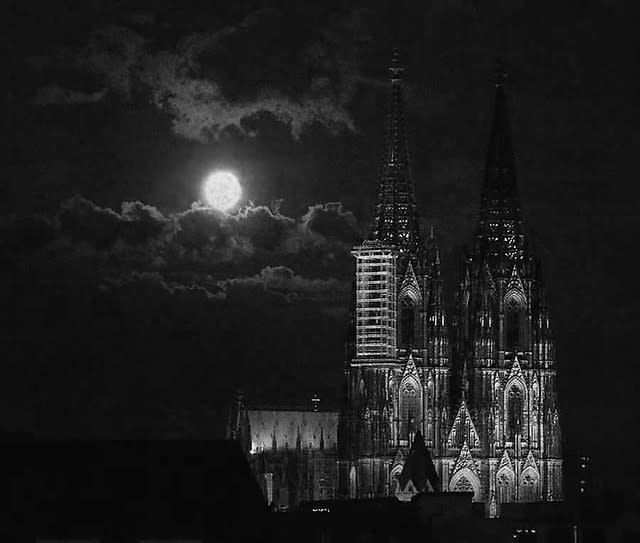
[481,59,519,213]
[369,50,422,253]
[475,59,525,265]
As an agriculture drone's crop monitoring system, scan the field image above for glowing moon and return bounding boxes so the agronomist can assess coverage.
[203,171,242,211]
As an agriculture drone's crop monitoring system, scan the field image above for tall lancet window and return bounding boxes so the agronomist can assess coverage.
[505,298,522,352]
[401,297,416,347]
[399,379,421,441]
[507,387,523,439]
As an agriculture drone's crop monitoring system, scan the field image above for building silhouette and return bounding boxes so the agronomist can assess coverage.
[1,437,269,540]
[231,53,563,516]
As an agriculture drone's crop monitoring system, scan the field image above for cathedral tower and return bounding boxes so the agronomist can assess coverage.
[449,63,563,515]
[338,52,450,499]
[338,58,563,515]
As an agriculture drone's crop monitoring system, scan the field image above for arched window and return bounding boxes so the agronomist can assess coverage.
[507,387,523,439]
[399,380,421,441]
[453,476,474,493]
[505,298,521,351]
[401,297,416,347]
[450,470,480,501]
[497,471,514,503]
[521,471,539,502]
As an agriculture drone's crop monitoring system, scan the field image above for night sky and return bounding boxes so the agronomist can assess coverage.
[3,1,638,489]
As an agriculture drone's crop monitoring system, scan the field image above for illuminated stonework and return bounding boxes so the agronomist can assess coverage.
[337,58,563,516]
[231,57,563,516]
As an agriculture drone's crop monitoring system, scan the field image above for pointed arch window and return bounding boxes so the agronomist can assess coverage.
[521,471,539,502]
[450,470,480,501]
[400,297,417,348]
[505,298,522,351]
[507,387,523,439]
[399,379,421,441]
[497,471,514,503]
[453,476,474,493]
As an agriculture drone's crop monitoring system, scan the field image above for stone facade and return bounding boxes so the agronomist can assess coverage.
[231,55,563,516]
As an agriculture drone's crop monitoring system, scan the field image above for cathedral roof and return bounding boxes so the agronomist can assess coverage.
[368,51,422,254]
[246,410,338,454]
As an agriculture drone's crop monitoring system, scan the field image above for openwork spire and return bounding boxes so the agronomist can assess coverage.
[369,50,422,254]
[482,59,518,211]
[475,59,525,264]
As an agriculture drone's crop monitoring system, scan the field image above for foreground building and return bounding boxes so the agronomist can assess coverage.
[231,54,563,516]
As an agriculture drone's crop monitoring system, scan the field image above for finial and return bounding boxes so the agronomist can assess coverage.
[389,48,405,81]
[311,394,320,412]
[495,57,508,88]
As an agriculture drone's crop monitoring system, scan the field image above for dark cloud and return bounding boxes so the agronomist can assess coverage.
[301,202,361,244]
[104,270,225,301]
[32,85,108,105]
[0,199,352,438]
[9,196,359,307]
[57,195,168,249]
[50,196,359,282]
[220,265,349,305]
[29,9,364,141]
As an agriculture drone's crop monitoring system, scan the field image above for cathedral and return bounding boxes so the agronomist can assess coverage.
[229,54,563,517]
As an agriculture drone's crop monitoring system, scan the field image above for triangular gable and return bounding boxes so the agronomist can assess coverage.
[401,353,420,384]
[498,450,514,473]
[446,400,481,449]
[399,261,422,301]
[452,442,479,477]
[522,450,539,474]
[505,264,526,304]
[505,358,526,389]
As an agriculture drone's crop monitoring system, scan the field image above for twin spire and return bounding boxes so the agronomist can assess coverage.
[369,50,422,254]
[476,59,526,264]
[481,58,520,219]
[370,53,522,262]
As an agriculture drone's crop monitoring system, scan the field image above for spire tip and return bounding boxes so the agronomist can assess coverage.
[389,48,405,81]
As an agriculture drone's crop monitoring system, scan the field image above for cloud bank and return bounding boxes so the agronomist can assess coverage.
[29,9,364,141]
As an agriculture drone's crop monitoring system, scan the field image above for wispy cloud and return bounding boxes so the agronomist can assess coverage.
[30,9,366,141]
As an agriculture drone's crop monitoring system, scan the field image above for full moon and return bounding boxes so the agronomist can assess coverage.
[203,171,242,211]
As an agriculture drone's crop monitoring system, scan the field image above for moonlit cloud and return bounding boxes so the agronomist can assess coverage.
[4,195,361,309]
[29,9,362,141]
[219,265,349,303]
